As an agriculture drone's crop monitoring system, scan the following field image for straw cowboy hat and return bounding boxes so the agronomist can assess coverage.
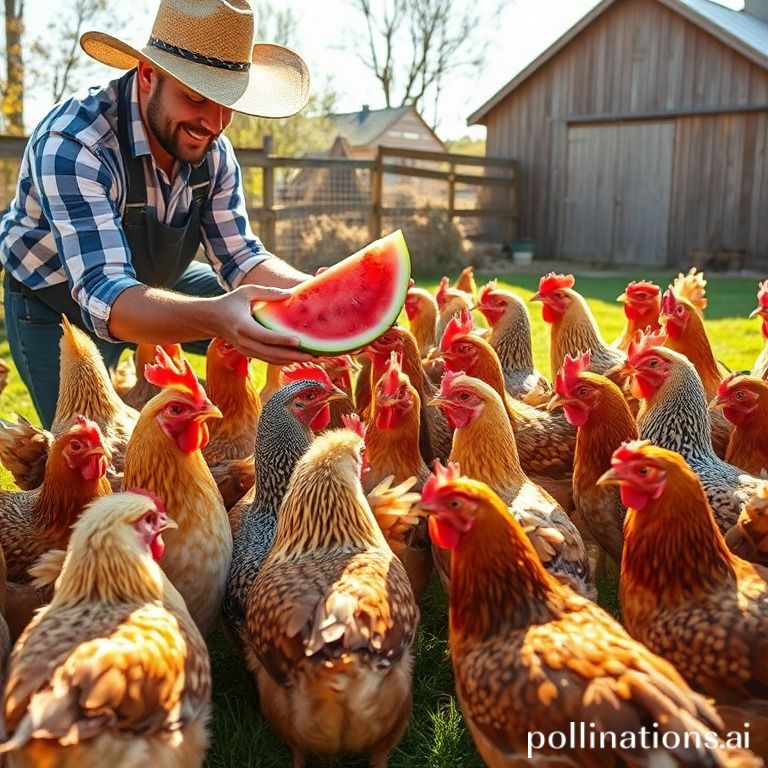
[80,0,310,118]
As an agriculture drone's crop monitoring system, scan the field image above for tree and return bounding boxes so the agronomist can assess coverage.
[352,0,499,130]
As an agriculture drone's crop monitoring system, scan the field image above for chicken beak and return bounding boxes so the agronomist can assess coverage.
[427,395,450,409]
[160,516,179,532]
[708,395,725,412]
[596,467,623,487]
[529,291,543,303]
[326,386,348,403]
[616,292,628,303]
[196,401,223,421]
[606,361,635,382]
[546,394,567,411]
[749,307,761,319]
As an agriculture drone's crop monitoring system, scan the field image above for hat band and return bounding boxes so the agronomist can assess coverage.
[147,36,251,72]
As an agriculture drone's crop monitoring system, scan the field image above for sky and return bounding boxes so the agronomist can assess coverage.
[25,0,746,141]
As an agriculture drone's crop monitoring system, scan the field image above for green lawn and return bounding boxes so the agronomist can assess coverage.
[0,270,763,767]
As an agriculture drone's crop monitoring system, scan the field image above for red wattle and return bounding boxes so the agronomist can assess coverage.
[309,404,331,431]
[178,421,209,453]
[563,404,589,427]
[541,304,558,324]
[429,514,462,550]
[620,485,650,510]
[150,533,166,562]
[722,406,746,426]
[376,408,398,430]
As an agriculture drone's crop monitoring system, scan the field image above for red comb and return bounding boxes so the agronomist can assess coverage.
[125,487,166,513]
[379,351,404,397]
[421,460,462,504]
[71,415,103,445]
[144,347,205,406]
[280,361,333,388]
[438,369,466,398]
[758,280,768,309]
[555,350,592,397]
[660,287,679,316]
[341,412,366,440]
[537,272,575,294]
[435,276,451,305]
[625,280,660,298]
[478,280,499,306]
[610,439,652,467]
[627,328,668,363]
[440,309,474,351]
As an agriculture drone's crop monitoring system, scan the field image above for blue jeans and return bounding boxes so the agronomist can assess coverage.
[4,261,224,429]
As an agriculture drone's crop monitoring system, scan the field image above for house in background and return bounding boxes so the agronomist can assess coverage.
[469,0,768,268]
[326,104,447,158]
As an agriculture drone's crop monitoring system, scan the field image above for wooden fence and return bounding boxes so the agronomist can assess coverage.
[0,136,518,271]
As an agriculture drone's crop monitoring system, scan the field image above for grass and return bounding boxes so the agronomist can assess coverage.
[0,269,763,766]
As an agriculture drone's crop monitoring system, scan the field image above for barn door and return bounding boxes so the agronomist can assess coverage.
[561,121,675,266]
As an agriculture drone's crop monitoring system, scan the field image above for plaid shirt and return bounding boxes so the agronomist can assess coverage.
[0,71,272,341]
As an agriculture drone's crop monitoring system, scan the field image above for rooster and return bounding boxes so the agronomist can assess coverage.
[613,279,661,351]
[623,329,763,533]
[530,272,625,380]
[246,425,419,767]
[0,317,138,490]
[122,348,231,637]
[476,280,551,405]
[659,287,732,457]
[599,440,768,755]
[547,351,638,564]
[115,343,183,411]
[437,310,575,509]
[419,464,755,768]
[430,372,591,598]
[724,484,768,567]
[750,279,768,379]
[224,376,346,650]
[404,286,439,358]
[711,372,768,476]
[0,491,211,767]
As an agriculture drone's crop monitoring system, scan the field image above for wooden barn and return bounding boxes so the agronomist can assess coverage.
[468,0,768,269]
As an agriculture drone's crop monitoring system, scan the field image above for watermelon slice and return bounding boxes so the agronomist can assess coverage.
[253,230,411,354]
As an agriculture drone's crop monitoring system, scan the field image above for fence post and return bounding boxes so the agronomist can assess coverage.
[368,147,383,241]
[447,160,456,222]
[262,135,276,251]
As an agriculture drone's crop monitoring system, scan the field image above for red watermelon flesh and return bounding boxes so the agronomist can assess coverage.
[252,230,411,354]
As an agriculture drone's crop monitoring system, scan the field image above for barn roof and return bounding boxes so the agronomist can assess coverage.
[327,105,413,147]
[468,0,768,125]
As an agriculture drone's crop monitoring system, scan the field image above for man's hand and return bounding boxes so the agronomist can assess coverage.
[212,284,315,365]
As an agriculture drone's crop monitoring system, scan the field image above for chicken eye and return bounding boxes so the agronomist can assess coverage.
[637,466,649,476]
[169,403,183,415]
[458,344,471,354]
[648,359,658,368]
[636,292,647,300]
[578,386,589,397]
[449,499,461,509]
[69,439,82,451]
[735,390,745,399]
[144,512,155,526]
[458,391,470,401]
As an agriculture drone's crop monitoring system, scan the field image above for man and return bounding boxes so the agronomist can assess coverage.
[0,0,314,428]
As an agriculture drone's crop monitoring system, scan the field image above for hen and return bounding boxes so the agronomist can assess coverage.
[0,491,211,768]
[404,286,439,358]
[430,372,591,598]
[623,329,763,533]
[548,351,638,564]
[724,484,768,567]
[613,280,661,351]
[282,359,356,429]
[438,310,575,508]
[750,280,768,379]
[453,265,477,298]
[246,426,419,767]
[435,275,473,344]
[530,272,625,380]
[711,372,768,476]
[599,440,768,756]
[476,280,551,405]
[224,376,346,650]
[122,348,232,636]
[420,464,755,768]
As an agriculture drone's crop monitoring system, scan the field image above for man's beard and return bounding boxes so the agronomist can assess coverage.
[146,85,213,167]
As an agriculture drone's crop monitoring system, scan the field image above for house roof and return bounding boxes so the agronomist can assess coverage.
[327,105,413,147]
[468,0,768,125]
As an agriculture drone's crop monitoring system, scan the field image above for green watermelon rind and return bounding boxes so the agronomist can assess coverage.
[252,230,412,355]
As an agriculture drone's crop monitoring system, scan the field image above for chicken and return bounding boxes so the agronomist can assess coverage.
[659,287,731,457]
[613,279,661,351]
[724,484,768,567]
[599,440,768,757]
[362,354,432,600]
[367,326,453,463]
[122,347,232,637]
[0,317,138,490]
[115,343,183,411]
[476,280,551,405]
[419,463,756,768]
[622,329,763,533]
[282,359,356,429]
[438,310,575,509]
[547,350,638,564]
[404,286,439,358]
[750,279,768,379]
[530,272,625,380]
[711,372,768,476]
[430,372,591,598]
[245,426,419,767]
[453,265,477,298]
[435,275,473,344]
[0,417,111,630]
[224,377,346,650]
[0,491,211,768]
[673,266,708,315]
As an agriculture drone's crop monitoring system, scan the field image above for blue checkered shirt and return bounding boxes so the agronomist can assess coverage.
[0,71,272,341]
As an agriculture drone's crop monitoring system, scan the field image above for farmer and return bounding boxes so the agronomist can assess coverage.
[0,0,314,428]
